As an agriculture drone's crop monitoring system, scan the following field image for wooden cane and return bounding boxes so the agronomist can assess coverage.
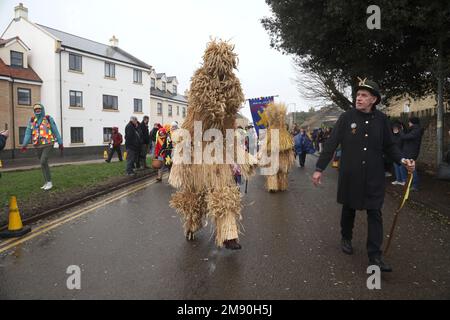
[384,171,413,255]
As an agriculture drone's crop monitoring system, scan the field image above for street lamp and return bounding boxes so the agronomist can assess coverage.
[287,103,297,129]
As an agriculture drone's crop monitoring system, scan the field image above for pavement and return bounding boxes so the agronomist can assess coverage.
[0,154,109,172]
[0,156,449,299]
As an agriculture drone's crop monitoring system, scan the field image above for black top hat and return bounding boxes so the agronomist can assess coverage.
[355,77,381,105]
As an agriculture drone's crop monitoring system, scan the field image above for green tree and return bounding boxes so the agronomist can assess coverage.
[262,0,450,164]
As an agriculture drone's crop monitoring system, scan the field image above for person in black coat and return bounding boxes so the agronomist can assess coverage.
[137,116,150,169]
[391,121,406,185]
[0,130,8,151]
[312,78,415,272]
[125,116,141,175]
[400,117,423,191]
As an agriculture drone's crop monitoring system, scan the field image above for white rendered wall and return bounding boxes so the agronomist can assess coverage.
[60,50,151,147]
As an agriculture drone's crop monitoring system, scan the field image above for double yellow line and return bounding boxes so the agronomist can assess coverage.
[0,177,160,254]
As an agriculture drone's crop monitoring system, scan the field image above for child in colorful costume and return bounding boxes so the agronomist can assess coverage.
[154,127,173,181]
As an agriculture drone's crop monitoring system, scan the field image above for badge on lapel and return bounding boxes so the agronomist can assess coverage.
[351,123,357,135]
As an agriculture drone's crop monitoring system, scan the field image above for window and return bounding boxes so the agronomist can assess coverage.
[157,102,162,116]
[70,127,84,143]
[103,127,113,143]
[105,62,115,78]
[69,91,83,107]
[69,53,82,72]
[17,88,31,105]
[162,82,166,91]
[177,106,180,116]
[133,69,142,83]
[168,105,173,117]
[151,78,156,89]
[173,85,177,94]
[134,99,143,113]
[103,95,118,110]
[182,107,186,118]
[10,51,23,68]
[19,127,27,144]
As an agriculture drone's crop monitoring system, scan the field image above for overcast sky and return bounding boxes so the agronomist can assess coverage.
[0,0,318,120]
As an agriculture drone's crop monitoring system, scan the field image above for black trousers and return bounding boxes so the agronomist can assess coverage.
[341,205,383,259]
[126,149,139,174]
[298,152,306,167]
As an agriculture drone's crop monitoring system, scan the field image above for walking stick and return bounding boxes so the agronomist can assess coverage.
[245,178,248,194]
[384,171,414,255]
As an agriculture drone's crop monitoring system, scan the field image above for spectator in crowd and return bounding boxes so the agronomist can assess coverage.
[105,127,123,163]
[149,123,161,158]
[125,116,141,176]
[400,117,424,191]
[446,129,450,164]
[0,130,8,151]
[0,130,8,178]
[294,128,315,168]
[138,116,150,169]
[391,121,405,185]
[292,123,300,136]
[317,128,325,153]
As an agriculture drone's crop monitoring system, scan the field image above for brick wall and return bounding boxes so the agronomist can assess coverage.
[0,80,41,150]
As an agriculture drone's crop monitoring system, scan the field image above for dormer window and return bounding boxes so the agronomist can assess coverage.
[151,78,156,89]
[10,51,23,68]
[173,85,177,94]
[162,82,166,91]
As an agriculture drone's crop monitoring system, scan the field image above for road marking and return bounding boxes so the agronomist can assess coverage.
[0,181,153,249]
[0,177,163,254]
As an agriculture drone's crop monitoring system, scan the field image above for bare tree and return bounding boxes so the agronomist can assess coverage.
[294,62,354,111]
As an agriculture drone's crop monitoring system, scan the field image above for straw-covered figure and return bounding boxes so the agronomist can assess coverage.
[264,103,295,192]
[169,39,256,250]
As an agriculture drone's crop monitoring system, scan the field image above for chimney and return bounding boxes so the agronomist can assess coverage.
[14,3,28,20]
[109,35,119,47]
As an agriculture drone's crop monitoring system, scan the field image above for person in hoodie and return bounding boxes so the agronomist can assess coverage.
[400,117,424,191]
[105,127,123,163]
[294,128,315,168]
[21,103,63,191]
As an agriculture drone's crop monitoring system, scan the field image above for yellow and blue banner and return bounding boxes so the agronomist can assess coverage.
[249,96,274,136]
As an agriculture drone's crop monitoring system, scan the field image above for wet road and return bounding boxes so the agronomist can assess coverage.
[0,156,449,299]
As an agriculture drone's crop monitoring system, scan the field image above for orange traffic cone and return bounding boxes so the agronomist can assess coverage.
[0,196,31,239]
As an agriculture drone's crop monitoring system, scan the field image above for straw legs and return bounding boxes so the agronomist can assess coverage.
[266,172,289,192]
[170,186,242,249]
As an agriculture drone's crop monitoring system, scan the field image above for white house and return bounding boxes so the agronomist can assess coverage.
[150,71,188,126]
[1,3,153,152]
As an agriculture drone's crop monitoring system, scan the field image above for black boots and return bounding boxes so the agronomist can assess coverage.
[369,256,393,272]
[224,239,242,250]
[185,231,195,241]
[341,239,354,255]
